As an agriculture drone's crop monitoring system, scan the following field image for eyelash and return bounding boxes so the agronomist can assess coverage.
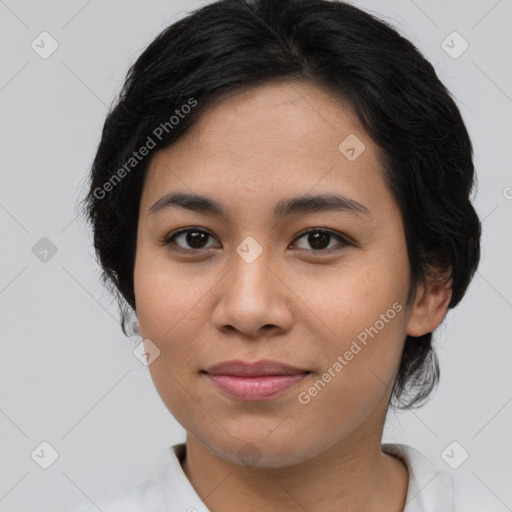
[163,227,354,254]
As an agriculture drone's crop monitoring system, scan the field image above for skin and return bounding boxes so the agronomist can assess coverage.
[133,80,452,512]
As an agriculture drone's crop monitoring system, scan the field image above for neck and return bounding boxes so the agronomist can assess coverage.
[180,427,408,512]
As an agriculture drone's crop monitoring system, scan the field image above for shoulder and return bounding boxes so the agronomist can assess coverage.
[382,443,497,512]
[72,474,165,512]
[71,444,184,512]
[72,443,211,512]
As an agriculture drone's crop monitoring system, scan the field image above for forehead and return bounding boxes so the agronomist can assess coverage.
[169,80,366,153]
[142,80,389,215]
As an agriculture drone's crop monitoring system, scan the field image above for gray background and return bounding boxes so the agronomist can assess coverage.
[0,0,511,510]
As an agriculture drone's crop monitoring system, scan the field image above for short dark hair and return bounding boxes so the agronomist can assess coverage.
[81,0,481,410]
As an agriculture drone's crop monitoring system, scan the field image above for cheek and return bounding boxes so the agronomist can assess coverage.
[134,247,207,342]
[292,251,409,334]
[292,303,407,446]
[293,251,410,394]
[133,252,210,422]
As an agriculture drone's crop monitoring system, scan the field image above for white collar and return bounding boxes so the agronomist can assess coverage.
[382,443,455,511]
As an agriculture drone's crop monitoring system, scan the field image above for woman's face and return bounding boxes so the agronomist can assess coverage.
[134,80,421,467]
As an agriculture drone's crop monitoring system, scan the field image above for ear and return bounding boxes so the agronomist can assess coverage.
[406,268,452,337]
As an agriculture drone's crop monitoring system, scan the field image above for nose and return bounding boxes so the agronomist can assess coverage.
[212,245,294,339]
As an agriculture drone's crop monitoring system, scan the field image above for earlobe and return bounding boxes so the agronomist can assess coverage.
[406,272,452,337]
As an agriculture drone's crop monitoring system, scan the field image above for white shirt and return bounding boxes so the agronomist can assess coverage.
[74,443,462,511]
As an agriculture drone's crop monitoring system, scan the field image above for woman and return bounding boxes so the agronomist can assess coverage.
[77,0,482,510]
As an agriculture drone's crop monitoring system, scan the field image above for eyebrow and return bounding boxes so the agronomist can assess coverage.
[148,192,371,219]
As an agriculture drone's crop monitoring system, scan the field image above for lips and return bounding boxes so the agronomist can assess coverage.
[204,359,309,377]
[203,359,310,400]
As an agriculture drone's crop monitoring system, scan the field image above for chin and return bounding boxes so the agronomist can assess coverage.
[198,429,324,469]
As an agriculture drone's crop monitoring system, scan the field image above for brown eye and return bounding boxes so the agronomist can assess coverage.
[292,229,352,252]
[165,228,220,250]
